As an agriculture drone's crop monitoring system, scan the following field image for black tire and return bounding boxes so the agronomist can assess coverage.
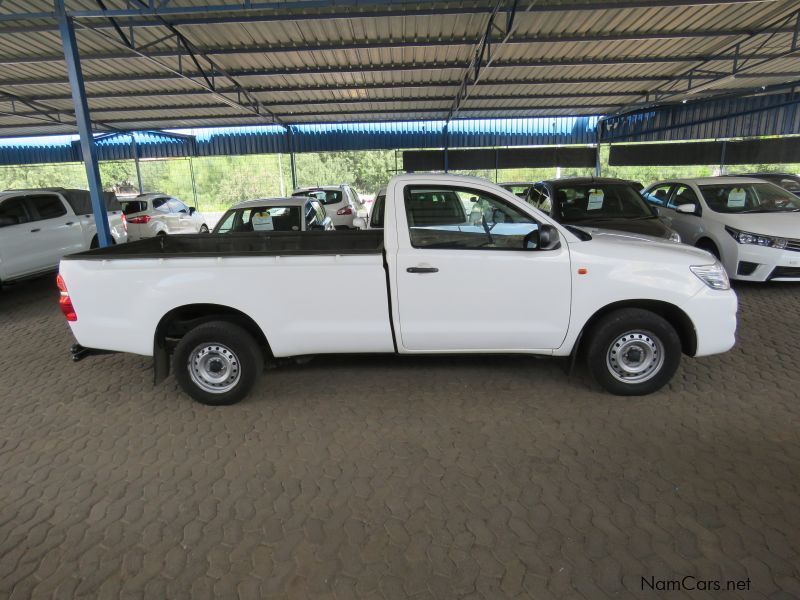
[90,235,98,249]
[199,225,209,233]
[695,238,720,260]
[585,308,681,396]
[156,231,167,237]
[173,321,262,405]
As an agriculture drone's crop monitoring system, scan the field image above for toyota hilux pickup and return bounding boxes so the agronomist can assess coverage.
[58,174,737,405]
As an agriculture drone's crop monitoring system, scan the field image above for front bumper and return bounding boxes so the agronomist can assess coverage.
[727,243,800,282]
[680,286,738,357]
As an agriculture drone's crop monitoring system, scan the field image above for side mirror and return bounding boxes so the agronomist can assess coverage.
[0,216,18,227]
[650,205,660,217]
[356,208,368,219]
[676,203,698,215]
[538,224,561,250]
[524,224,561,251]
[188,207,196,215]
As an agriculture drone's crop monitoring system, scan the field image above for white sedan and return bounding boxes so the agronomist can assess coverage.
[120,194,208,241]
[643,177,800,282]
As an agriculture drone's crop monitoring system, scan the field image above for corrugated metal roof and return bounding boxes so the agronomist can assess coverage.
[0,0,798,136]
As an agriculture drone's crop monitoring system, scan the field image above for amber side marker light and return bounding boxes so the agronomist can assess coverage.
[577,268,588,275]
[56,274,77,321]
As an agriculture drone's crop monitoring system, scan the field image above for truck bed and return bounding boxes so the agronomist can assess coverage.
[62,230,384,260]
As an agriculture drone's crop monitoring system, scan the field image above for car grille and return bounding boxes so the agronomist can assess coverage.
[768,266,800,280]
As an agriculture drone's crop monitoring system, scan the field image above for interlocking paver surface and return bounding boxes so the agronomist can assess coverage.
[1,277,798,599]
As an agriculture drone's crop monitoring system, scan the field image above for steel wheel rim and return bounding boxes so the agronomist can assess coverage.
[188,343,241,394]
[606,330,665,384]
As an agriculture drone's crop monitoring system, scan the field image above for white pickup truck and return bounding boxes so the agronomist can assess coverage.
[58,174,737,405]
[0,188,127,286]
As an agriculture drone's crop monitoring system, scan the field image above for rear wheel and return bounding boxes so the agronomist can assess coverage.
[173,321,262,405]
[585,308,681,396]
[199,225,209,233]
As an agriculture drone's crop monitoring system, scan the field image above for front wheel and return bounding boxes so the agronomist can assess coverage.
[173,321,262,405]
[585,308,681,396]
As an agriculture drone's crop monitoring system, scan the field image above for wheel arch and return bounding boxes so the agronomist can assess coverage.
[577,299,697,358]
[153,303,273,384]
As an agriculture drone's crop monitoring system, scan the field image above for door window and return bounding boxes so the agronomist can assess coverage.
[404,186,540,250]
[28,194,67,220]
[669,185,700,209]
[370,193,386,229]
[311,200,326,222]
[535,185,552,213]
[152,198,170,213]
[167,199,189,214]
[0,197,30,225]
[305,202,320,228]
[644,184,673,207]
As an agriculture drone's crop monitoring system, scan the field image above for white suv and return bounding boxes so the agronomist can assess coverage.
[292,185,365,229]
[643,177,800,282]
[121,194,208,241]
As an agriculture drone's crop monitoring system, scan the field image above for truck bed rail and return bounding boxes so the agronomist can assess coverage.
[62,230,384,260]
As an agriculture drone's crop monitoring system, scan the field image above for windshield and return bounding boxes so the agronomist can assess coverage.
[120,200,147,215]
[500,184,531,198]
[553,184,653,222]
[293,189,342,205]
[699,183,800,213]
[213,206,302,233]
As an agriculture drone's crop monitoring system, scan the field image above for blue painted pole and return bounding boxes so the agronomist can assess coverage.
[55,0,112,247]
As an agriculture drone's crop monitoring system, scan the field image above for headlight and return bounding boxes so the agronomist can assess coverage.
[690,262,730,290]
[668,231,681,243]
[725,226,787,249]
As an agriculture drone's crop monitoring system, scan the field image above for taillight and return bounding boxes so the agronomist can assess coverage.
[56,274,77,322]
[337,206,353,216]
[121,213,128,233]
[128,215,150,224]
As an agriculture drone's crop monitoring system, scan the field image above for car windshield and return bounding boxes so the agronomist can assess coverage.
[699,183,800,213]
[120,200,147,215]
[553,183,653,222]
[501,184,531,198]
[293,189,342,205]
[214,206,302,233]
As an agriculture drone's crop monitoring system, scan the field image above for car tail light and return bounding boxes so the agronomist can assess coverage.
[336,206,353,216]
[128,215,151,224]
[121,213,128,233]
[56,274,77,322]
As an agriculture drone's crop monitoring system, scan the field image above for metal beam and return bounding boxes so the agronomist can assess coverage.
[0,0,782,33]
[33,87,649,104]
[0,53,790,88]
[4,27,797,66]
[54,0,112,248]
[6,96,627,118]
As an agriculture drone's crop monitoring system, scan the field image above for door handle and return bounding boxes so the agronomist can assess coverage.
[65,221,74,225]
[30,228,41,233]
[407,266,439,274]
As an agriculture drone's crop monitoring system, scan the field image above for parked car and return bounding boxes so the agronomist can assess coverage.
[292,185,364,229]
[120,193,207,240]
[526,178,681,242]
[499,182,534,198]
[59,174,736,405]
[212,197,333,233]
[643,177,800,281]
[736,173,800,197]
[0,188,127,286]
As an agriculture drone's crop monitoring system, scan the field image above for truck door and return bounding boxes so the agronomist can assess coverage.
[26,194,85,265]
[0,196,39,280]
[391,182,572,352]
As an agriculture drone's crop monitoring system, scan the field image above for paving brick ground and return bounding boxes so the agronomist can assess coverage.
[1,276,799,599]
